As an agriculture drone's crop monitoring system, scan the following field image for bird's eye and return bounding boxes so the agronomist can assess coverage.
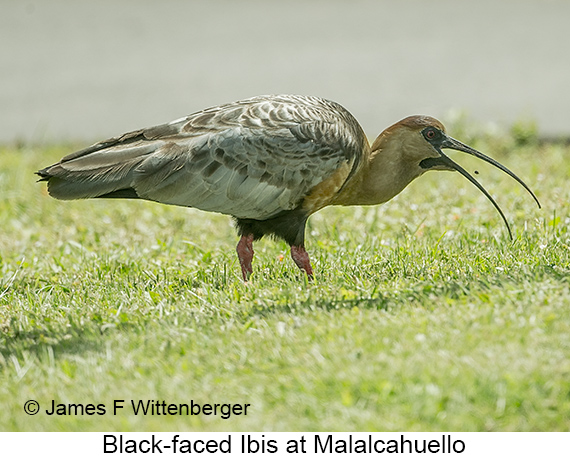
[422,127,442,142]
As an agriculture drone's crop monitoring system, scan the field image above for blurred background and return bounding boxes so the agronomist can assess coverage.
[2,0,569,144]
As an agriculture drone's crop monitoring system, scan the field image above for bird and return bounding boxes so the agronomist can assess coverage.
[37,94,541,281]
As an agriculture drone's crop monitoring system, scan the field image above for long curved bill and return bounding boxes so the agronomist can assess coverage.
[422,135,541,240]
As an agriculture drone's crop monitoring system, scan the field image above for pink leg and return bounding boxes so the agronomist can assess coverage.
[236,234,255,281]
[290,245,314,280]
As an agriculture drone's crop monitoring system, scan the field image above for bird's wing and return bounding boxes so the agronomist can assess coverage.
[39,95,367,219]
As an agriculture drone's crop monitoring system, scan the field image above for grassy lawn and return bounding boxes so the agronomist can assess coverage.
[0,128,569,431]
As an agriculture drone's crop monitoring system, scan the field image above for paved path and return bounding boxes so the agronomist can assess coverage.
[2,0,569,143]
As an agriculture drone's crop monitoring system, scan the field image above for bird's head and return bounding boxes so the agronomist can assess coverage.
[371,115,541,239]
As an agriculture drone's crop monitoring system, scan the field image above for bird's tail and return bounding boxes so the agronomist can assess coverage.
[36,139,159,200]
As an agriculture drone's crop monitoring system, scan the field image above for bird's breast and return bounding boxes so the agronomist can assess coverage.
[301,161,354,214]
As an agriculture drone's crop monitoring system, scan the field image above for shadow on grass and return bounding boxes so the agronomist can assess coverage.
[0,323,104,363]
[231,292,403,323]
[225,274,524,322]
[4,262,562,365]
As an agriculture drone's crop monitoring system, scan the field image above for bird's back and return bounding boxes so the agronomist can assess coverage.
[38,95,368,220]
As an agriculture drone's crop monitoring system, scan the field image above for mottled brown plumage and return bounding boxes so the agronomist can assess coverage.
[37,95,540,280]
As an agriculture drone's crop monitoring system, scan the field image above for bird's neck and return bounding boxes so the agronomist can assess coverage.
[333,132,423,207]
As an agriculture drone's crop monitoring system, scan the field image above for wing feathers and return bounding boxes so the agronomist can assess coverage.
[39,143,157,199]
[38,95,368,218]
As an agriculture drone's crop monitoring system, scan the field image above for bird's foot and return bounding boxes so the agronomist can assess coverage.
[236,234,255,281]
[290,245,314,280]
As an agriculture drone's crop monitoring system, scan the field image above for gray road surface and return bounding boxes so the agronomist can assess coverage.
[2,0,569,143]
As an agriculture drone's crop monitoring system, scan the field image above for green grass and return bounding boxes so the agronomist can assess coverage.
[0,131,569,431]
